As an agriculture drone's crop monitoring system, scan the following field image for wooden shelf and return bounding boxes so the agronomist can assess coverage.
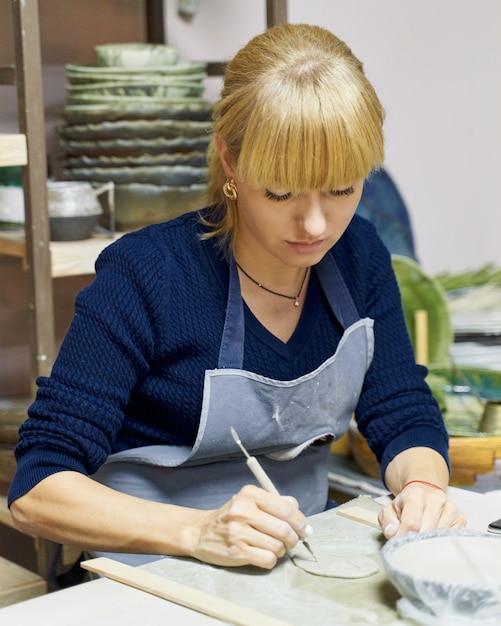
[0,134,27,167]
[0,231,122,277]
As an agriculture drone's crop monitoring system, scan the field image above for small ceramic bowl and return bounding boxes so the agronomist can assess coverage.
[49,214,100,241]
[94,44,179,68]
[381,529,501,621]
[113,182,206,230]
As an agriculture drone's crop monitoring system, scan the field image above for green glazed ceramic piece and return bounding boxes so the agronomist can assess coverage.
[59,102,213,124]
[113,183,206,231]
[58,136,211,159]
[66,61,207,78]
[94,43,179,68]
[61,165,207,186]
[427,365,501,436]
[66,68,206,85]
[392,254,453,366]
[66,94,207,106]
[62,151,207,169]
[57,119,213,141]
[67,82,204,100]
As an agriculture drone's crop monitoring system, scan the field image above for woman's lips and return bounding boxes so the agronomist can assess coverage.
[286,240,325,255]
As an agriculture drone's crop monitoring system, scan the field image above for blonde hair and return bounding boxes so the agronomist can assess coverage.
[204,23,385,242]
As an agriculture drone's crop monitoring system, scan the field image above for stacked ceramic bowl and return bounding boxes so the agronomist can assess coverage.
[56,44,212,231]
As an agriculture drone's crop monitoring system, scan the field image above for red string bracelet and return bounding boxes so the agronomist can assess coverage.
[400,479,445,494]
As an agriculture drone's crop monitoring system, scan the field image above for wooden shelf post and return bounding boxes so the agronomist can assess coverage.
[12,0,56,386]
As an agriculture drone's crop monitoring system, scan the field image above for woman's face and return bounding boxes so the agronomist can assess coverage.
[232,178,364,269]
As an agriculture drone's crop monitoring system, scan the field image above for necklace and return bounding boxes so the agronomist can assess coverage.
[236,262,309,307]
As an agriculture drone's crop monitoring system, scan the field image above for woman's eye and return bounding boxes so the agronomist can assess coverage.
[331,186,355,197]
[264,189,292,202]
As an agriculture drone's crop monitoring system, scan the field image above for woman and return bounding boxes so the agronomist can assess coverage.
[9,23,465,569]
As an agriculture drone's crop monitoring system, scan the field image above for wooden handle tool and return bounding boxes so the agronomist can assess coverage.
[81,557,291,626]
[230,426,317,561]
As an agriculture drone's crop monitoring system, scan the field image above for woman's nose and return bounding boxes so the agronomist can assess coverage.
[300,196,326,237]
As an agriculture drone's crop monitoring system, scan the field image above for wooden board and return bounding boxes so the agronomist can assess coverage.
[0,134,27,166]
[0,556,46,608]
[81,557,292,626]
[0,231,123,277]
[0,496,14,529]
[336,505,381,529]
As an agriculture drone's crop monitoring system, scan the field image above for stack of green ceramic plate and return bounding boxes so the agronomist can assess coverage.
[56,45,213,230]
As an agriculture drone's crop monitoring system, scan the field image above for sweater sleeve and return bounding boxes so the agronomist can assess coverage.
[8,229,168,505]
[338,220,449,483]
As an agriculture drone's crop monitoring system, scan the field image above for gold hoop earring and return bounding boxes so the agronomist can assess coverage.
[222,178,238,201]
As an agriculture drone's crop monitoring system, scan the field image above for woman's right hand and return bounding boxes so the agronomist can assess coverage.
[190,484,311,569]
[10,473,310,569]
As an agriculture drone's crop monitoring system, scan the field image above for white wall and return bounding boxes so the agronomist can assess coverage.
[165,0,501,275]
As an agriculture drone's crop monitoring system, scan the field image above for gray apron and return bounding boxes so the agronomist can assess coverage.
[92,253,374,564]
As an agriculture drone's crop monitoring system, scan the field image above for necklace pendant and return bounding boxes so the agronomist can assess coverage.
[235,260,309,307]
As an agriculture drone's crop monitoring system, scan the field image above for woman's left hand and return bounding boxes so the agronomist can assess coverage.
[379,447,467,539]
[378,481,467,539]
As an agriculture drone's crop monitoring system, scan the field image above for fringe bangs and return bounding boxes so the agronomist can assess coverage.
[236,79,384,193]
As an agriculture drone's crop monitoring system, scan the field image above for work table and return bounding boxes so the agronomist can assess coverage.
[1,487,501,625]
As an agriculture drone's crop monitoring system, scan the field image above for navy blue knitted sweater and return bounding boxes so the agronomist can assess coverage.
[9,209,448,505]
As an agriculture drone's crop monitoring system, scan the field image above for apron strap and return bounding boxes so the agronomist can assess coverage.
[218,255,245,368]
[314,254,360,328]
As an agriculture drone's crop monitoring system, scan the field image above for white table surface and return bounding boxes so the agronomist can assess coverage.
[1,487,501,626]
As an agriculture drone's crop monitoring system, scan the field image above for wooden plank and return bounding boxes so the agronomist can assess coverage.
[0,397,30,422]
[49,234,120,278]
[336,505,382,529]
[82,557,292,626]
[0,231,122,277]
[11,0,59,580]
[145,0,164,43]
[13,0,56,386]
[414,309,429,365]
[0,448,16,485]
[0,496,14,529]
[0,424,19,444]
[206,61,226,76]
[266,0,288,26]
[0,66,16,86]
[0,556,46,608]
[0,494,82,573]
[0,233,26,264]
[0,134,27,166]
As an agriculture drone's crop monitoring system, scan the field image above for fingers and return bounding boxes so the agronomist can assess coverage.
[194,485,308,569]
[379,512,400,539]
[282,495,314,539]
[228,486,307,550]
[378,483,467,540]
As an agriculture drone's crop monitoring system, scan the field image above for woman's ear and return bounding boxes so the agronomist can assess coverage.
[215,135,236,180]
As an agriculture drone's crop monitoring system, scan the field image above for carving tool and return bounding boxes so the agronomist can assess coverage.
[230,426,317,561]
